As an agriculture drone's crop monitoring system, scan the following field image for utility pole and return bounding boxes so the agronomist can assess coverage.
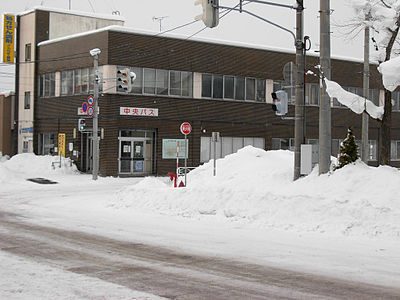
[361,17,370,163]
[319,0,331,175]
[294,0,305,180]
[90,48,101,180]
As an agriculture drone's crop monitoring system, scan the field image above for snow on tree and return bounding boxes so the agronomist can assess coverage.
[335,127,359,170]
[347,0,400,165]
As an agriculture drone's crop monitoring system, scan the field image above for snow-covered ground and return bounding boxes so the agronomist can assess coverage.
[0,148,400,297]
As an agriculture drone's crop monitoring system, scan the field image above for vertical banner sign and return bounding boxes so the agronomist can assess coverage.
[58,133,66,158]
[2,14,15,63]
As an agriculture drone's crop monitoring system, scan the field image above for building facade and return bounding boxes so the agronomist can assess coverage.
[10,8,400,176]
[15,7,123,154]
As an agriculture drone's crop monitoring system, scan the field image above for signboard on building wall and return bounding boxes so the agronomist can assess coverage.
[162,139,189,159]
[2,14,15,63]
[58,133,66,158]
[120,107,159,117]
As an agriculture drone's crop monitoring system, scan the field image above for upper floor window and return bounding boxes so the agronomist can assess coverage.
[202,73,266,102]
[121,67,193,98]
[25,43,31,61]
[59,67,102,96]
[24,91,30,109]
[38,73,56,97]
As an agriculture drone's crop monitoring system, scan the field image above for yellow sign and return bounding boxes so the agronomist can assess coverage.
[2,14,15,64]
[58,134,66,158]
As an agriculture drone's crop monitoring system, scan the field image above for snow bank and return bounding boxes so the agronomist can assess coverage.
[0,153,78,183]
[112,146,400,239]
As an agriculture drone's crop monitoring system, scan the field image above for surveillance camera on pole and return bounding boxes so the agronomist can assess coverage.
[195,0,219,28]
[117,68,133,93]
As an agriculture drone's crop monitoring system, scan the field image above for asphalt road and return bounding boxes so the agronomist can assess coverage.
[1,211,399,300]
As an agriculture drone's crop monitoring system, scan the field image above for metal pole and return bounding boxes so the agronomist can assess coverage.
[92,50,100,180]
[184,134,187,186]
[213,137,216,176]
[294,0,304,180]
[361,19,370,163]
[69,0,71,10]
[319,0,331,175]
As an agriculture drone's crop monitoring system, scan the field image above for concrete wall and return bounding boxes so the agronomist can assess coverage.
[18,12,35,153]
[49,12,123,40]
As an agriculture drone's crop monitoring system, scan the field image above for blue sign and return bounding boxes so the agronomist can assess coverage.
[82,102,88,112]
[19,127,33,134]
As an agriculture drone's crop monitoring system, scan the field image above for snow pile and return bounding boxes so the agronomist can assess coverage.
[112,146,400,239]
[0,153,78,182]
[325,79,384,119]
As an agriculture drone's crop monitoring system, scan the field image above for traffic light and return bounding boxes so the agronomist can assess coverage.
[195,0,219,28]
[78,118,86,132]
[271,90,288,116]
[117,68,132,93]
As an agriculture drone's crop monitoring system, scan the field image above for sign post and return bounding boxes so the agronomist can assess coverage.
[212,132,220,176]
[180,122,192,187]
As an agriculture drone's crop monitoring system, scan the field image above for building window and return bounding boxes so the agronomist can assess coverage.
[271,138,295,151]
[170,70,181,96]
[212,75,223,99]
[235,76,245,100]
[81,68,89,94]
[25,43,31,61]
[144,68,156,94]
[391,140,400,161]
[61,70,73,95]
[38,133,55,155]
[224,76,235,99]
[23,141,29,153]
[132,67,143,93]
[156,69,168,95]
[202,74,212,98]
[181,71,193,97]
[256,79,266,102]
[74,69,82,94]
[24,91,30,109]
[200,136,265,163]
[38,73,56,97]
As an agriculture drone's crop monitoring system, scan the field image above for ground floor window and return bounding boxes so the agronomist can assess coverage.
[200,136,265,163]
[391,140,400,161]
[38,133,55,155]
[273,138,378,161]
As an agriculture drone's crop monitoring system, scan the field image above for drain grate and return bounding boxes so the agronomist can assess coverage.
[27,178,58,184]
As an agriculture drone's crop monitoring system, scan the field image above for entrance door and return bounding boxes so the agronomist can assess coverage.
[118,132,154,175]
[120,140,132,173]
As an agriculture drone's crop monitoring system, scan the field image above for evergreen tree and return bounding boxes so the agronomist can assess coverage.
[335,127,359,170]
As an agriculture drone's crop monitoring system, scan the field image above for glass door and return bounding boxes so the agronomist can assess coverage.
[120,140,132,173]
[133,141,144,172]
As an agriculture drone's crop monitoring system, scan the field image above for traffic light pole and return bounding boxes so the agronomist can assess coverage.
[90,48,101,180]
[294,1,305,180]
[200,0,306,180]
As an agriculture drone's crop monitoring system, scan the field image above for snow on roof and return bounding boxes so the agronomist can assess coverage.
[17,6,124,22]
[0,90,14,97]
[38,24,367,64]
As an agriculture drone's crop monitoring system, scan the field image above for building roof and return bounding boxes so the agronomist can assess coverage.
[38,25,372,63]
[17,6,125,22]
[37,24,370,64]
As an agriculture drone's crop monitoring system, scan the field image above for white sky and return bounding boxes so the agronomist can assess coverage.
[0,0,365,91]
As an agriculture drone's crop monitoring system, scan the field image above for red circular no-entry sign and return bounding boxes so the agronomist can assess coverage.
[180,122,192,135]
[87,106,94,117]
